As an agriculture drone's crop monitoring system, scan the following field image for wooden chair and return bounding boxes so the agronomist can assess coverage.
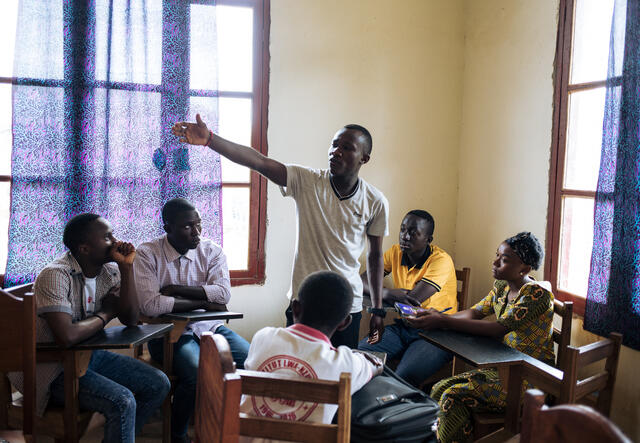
[473,296,573,438]
[0,283,92,443]
[0,290,35,442]
[520,388,631,443]
[195,332,352,443]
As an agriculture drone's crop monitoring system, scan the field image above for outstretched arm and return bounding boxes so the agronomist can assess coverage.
[172,114,287,186]
[406,308,507,339]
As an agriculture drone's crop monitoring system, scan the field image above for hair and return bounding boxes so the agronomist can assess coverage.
[344,124,373,156]
[63,213,102,253]
[406,209,435,236]
[162,198,196,225]
[297,271,353,330]
[504,232,544,270]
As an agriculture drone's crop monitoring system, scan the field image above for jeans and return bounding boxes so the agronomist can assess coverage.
[285,305,362,349]
[358,319,453,387]
[49,350,170,443]
[147,326,250,438]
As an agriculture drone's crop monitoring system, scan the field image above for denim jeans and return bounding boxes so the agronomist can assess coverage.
[49,350,171,443]
[358,319,453,387]
[147,326,250,438]
[285,305,362,349]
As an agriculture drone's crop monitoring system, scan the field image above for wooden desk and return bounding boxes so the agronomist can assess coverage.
[37,324,173,443]
[419,329,562,434]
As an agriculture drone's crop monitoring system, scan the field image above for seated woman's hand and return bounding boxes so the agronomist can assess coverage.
[405,308,446,330]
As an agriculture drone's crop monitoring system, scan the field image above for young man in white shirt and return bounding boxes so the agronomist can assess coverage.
[172,116,389,348]
[241,270,383,428]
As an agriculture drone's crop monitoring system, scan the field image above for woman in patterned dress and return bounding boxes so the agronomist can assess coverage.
[405,232,555,443]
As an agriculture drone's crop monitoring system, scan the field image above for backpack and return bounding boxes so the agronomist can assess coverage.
[350,367,439,442]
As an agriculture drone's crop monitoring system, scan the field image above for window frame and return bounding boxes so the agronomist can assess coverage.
[0,0,270,287]
[545,0,620,315]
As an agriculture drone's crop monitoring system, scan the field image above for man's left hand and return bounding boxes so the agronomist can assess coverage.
[110,240,136,265]
[367,314,385,344]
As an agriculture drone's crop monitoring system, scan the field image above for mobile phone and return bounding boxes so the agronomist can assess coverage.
[394,302,425,316]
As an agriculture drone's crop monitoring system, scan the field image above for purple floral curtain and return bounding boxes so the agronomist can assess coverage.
[586,0,640,349]
[6,0,222,286]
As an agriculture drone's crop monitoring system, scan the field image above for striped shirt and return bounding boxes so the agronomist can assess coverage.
[134,235,231,337]
[8,252,120,416]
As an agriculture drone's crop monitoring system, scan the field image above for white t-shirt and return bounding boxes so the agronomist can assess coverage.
[83,276,97,315]
[240,324,375,433]
[280,165,389,312]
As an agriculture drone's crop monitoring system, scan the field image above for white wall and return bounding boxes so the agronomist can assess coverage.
[228,0,466,341]
[454,1,638,440]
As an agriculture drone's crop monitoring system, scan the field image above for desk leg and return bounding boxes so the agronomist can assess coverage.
[63,350,91,443]
[162,331,173,443]
[504,364,523,434]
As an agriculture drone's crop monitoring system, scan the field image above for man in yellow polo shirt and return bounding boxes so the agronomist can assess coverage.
[358,209,456,387]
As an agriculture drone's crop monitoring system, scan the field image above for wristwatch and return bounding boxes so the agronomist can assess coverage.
[369,307,387,318]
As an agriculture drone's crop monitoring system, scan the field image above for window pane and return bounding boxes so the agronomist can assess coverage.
[222,186,249,270]
[12,0,64,80]
[95,0,163,84]
[217,5,253,92]
[563,88,606,191]
[219,97,251,182]
[0,84,12,176]
[0,0,19,78]
[0,181,9,273]
[190,4,219,91]
[570,0,615,84]
[558,196,595,297]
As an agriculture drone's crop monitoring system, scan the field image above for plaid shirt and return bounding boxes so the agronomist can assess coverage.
[8,252,120,416]
[134,235,231,337]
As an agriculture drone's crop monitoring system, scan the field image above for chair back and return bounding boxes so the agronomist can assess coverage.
[0,290,35,439]
[455,267,470,311]
[520,389,631,443]
[552,298,573,369]
[560,332,622,416]
[195,332,352,443]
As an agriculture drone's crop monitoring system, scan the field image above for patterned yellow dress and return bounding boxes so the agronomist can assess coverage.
[430,280,555,443]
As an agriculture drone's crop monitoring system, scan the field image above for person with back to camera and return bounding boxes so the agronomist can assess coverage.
[172,115,389,348]
[406,232,554,443]
[239,270,383,440]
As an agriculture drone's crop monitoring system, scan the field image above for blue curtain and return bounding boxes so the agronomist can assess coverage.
[6,0,222,286]
[586,0,640,349]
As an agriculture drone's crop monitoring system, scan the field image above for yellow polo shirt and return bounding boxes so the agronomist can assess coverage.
[383,244,458,313]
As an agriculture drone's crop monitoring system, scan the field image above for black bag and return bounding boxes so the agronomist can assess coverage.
[350,366,439,443]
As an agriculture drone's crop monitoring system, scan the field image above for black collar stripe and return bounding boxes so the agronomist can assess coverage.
[401,245,432,269]
[330,176,359,201]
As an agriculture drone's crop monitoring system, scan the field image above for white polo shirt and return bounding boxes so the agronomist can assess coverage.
[240,324,375,433]
[281,165,389,313]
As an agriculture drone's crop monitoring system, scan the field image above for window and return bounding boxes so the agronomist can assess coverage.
[0,0,269,286]
[546,0,616,315]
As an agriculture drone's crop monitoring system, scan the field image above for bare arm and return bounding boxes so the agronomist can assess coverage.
[110,241,139,326]
[43,312,109,348]
[171,297,227,313]
[172,114,287,186]
[366,235,385,344]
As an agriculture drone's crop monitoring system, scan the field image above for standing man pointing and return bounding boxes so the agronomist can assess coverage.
[172,115,389,347]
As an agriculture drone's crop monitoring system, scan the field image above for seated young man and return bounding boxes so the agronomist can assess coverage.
[134,198,250,443]
[9,213,171,443]
[358,210,456,387]
[240,271,383,426]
